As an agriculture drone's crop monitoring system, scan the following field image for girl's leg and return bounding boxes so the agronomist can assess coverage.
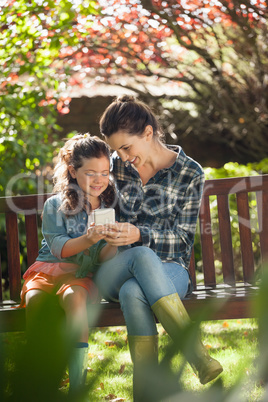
[59,286,89,393]
[25,289,48,333]
[59,285,89,342]
[25,288,47,310]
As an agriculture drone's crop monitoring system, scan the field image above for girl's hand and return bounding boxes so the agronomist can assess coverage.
[103,222,141,246]
[86,223,107,245]
[61,223,107,258]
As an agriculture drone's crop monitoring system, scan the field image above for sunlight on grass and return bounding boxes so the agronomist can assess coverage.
[0,319,263,401]
[77,319,261,400]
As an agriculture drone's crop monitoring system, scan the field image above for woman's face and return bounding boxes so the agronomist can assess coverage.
[69,156,110,202]
[106,127,153,168]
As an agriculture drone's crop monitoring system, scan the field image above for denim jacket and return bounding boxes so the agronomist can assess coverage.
[37,194,106,276]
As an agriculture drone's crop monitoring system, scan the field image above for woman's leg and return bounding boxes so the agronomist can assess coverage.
[59,286,89,393]
[94,246,179,304]
[117,268,188,401]
[119,279,158,401]
[114,256,222,386]
[119,278,158,336]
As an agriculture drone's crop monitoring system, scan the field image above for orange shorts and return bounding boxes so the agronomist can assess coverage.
[19,271,98,308]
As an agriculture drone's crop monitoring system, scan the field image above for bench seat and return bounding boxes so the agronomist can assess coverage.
[0,174,267,332]
[0,283,259,333]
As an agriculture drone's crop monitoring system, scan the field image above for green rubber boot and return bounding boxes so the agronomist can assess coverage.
[152,293,223,384]
[68,343,88,394]
[128,335,158,401]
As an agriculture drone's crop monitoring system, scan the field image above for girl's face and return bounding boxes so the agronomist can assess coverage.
[106,126,153,168]
[69,156,110,203]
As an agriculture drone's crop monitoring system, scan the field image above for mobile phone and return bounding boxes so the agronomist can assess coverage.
[93,208,115,225]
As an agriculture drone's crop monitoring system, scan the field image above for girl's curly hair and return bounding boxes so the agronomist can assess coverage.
[53,134,116,215]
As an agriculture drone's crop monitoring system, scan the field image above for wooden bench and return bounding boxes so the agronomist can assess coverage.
[0,175,268,332]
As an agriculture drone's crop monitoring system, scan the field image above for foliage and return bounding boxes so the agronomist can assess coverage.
[63,0,268,162]
[204,159,266,179]
[0,0,99,196]
[1,0,267,197]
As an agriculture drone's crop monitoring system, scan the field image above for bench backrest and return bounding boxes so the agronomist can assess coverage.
[0,194,52,301]
[0,175,268,302]
[189,175,268,289]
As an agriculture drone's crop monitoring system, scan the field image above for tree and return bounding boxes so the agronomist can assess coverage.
[0,0,99,196]
[62,0,268,161]
[1,0,267,176]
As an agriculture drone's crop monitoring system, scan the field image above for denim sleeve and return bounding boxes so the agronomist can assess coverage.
[41,197,71,260]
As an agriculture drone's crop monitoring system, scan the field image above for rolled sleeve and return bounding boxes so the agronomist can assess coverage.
[50,235,70,260]
[42,197,71,260]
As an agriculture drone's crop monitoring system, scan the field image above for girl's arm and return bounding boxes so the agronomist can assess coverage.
[41,198,108,259]
[61,224,107,258]
[98,243,118,262]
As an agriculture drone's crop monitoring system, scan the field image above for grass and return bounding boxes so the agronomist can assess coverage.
[1,319,262,401]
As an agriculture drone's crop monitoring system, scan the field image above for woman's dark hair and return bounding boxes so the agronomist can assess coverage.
[99,95,164,140]
[53,134,116,214]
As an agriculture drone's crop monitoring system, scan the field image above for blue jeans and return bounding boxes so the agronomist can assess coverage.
[94,247,191,336]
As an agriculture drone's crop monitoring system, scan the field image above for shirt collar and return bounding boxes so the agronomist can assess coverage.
[111,145,187,178]
[160,145,186,177]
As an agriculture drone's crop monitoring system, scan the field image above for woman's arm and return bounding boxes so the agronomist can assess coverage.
[105,171,204,261]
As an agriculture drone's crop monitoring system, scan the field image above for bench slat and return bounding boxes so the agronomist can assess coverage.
[5,212,21,301]
[0,255,2,301]
[236,192,255,282]
[256,189,268,264]
[189,248,196,289]
[217,194,235,285]
[199,195,216,287]
[0,193,52,213]
[203,175,268,196]
[25,214,39,267]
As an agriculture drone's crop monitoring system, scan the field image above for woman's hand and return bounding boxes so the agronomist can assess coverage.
[103,222,141,246]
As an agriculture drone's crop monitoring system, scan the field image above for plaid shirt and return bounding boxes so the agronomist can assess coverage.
[111,145,205,270]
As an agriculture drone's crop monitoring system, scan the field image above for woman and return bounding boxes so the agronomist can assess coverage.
[95,95,223,399]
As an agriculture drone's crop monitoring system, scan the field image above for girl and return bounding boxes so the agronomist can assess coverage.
[20,134,117,393]
[95,95,223,400]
